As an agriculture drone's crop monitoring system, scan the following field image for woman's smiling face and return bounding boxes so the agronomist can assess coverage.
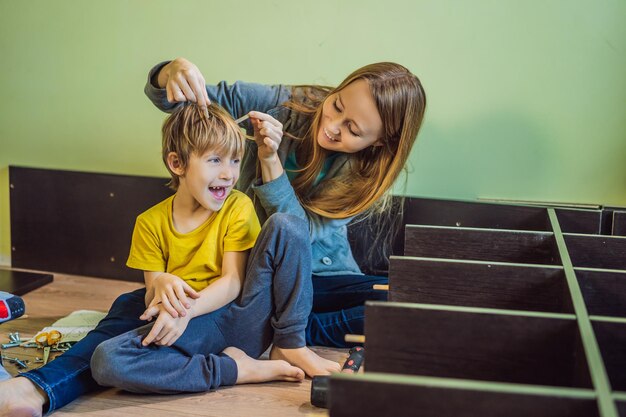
[317,79,384,153]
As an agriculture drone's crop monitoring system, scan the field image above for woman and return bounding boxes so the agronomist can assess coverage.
[146,57,427,348]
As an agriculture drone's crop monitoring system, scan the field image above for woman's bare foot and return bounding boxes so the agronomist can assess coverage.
[0,377,47,417]
[222,347,304,384]
[270,346,341,378]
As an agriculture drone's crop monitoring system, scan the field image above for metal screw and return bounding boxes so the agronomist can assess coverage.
[3,356,28,369]
[1,342,20,349]
[50,347,69,352]
[12,359,28,369]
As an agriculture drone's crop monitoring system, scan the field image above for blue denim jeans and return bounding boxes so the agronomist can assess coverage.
[19,213,311,410]
[89,213,312,394]
[19,288,147,413]
[306,274,388,348]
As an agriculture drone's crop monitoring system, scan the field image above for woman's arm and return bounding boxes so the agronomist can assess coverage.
[253,172,354,243]
[144,58,292,119]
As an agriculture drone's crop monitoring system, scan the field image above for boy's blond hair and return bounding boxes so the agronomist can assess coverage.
[162,103,245,190]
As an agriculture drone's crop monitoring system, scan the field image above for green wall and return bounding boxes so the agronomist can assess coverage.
[1,0,625,265]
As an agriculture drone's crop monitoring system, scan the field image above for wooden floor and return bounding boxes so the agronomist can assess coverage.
[1,271,346,416]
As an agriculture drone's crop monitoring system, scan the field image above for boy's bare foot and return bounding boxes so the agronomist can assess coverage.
[0,377,46,417]
[222,347,304,384]
[270,346,341,378]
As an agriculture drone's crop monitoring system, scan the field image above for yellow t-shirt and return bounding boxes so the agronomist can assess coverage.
[126,190,261,291]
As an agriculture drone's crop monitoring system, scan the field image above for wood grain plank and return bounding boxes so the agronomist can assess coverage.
[330,373,599,417]
[0,269,53,295]
[404,225,561,265]
[565,234,626,270]
[612,211,626,237]
[555,208,602,234]
[388,257,572,313]
[364,302,591,388]
[9,166,172,282]
[592,321,626,392]
[403,198,551,231]
[576,269,626,318]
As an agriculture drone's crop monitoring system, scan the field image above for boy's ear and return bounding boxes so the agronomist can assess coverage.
[166,152,185,176]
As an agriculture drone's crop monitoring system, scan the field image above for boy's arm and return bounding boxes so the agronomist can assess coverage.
[144,271,156,306]
[141,250,249,323]
[140,251,247,347]
[127,214,201,315]
[143,270,200,317]
[189,250,248,317]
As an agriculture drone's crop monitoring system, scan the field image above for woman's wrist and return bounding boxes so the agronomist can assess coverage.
[260,156,284,183]
[156,61,171,88]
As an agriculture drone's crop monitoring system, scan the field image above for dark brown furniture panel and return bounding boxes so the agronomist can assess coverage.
[0,269,53,295]
[611,211,626,236]
[330,374,599,417]
[364,303,591,388]
[404,225,561,265]
[10,166,173,282]
[576,269,626,317]
[592,321,626,391]
[565,234,626,270]
[388,257,572,313]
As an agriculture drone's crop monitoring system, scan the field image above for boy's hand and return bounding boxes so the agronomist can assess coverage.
[140,295,196,321]
[250,111,283,163]
[140,304,161,322]
[142,305,192,347]
[150,273,200,318]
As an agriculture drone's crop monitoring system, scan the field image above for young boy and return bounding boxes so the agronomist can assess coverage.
[90,103,307,393]
[127,101,258,348]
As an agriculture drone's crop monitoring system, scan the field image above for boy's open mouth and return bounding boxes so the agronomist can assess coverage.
[208,186,228,200]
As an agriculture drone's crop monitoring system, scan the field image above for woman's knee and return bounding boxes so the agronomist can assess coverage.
[264,213,309,242]
[90,332,142,387]
[90,340,120,386]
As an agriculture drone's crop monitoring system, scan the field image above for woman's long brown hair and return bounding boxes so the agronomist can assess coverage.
[285,62,426,219]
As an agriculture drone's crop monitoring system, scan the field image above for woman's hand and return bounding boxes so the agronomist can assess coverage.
[250,111,283,163]
[148,273,200,318]
[158,57,211,108]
